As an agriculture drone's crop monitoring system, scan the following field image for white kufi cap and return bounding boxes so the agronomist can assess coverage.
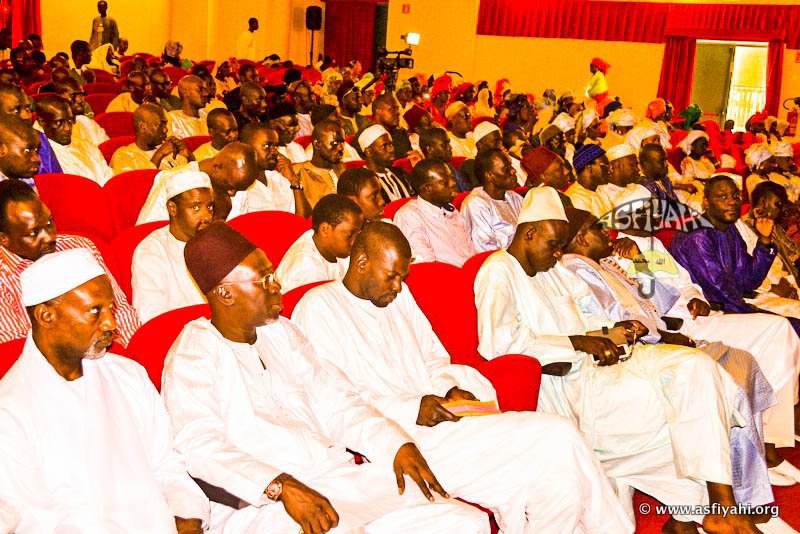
[21,249,106,307]
[518,186,568,225]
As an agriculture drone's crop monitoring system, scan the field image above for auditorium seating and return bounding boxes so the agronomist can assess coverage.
[280,281,328,318]
[84,82,122,95]
[86,93,118,115]
[104,169,160,235]
[344,159,366,169]
[91,70,117,83]
[98,135,136,163]
[95,111,135,137]
[125,304,211,389]
[383,196,414,220]
[183,135,212,152]
[452,190,471,210]
[0,338,25,378]
[34,173,115,242]
[228,211,311,266]
[405,261,542,411]
[162,66,189,84]
[294,135,312,148]
[109,221,169,301]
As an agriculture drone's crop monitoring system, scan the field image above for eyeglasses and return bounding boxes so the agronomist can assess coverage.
[220,272,280,290]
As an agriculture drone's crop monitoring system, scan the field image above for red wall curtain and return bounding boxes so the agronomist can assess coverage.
[765,40,784,116]
[324,1,376,70]
[11,0,40,43]
[657,36,696,113]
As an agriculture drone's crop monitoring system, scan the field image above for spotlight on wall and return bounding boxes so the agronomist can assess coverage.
[403,32,421,46]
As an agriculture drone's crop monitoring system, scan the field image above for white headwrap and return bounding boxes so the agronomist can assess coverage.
[358,124,390,150]
[473,121,501,144]
[606,108,636,128]
[518,186,568,225]
[606,143,637,162]
[581,109,598,130]
[626,124,662,151]
[678,130,709,155]
[21,249,106,306]
[552,113,576,133]
[745,143,774,170]
[773,142,794,158]
[166,170,212,200]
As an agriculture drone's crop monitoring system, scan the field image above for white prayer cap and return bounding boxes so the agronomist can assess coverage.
[358,124,390,150]
[21,249,106,307]
[607,108,636,127]
[606,143,637,162]
[473,121,500,144]
[445,101,468,121]
[165,170,212,200]
[719,154,736,169]
[552,113,576,133]
[678,130,709,155]
[773,142,794,158]
[518,186,568,225]
[745,143,774,169]
[581,109,598,129]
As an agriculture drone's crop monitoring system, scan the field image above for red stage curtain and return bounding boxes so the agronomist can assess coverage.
[11,0,41,43]
[324,1,376,70]
[477,0,800,49]
[766,39,784,117]
[657,36,696,113]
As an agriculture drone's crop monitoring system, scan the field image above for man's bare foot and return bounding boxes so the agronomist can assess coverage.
[661,516,697,533]
[702,513,760,534]
[765,442,784,468]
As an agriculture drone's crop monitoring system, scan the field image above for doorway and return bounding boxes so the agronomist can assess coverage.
[691,41,767,130]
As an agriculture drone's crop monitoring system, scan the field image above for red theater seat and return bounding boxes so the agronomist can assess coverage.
[98,135,136,163]
[104,169,160,236]
[86,93,119,115]
[228,211,311,266]
[108,221,169,301]
[34,173,115,242]
[84,82,122,95]
[95,111,135,137]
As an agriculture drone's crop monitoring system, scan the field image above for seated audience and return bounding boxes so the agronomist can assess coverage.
[445,102,477,158]
[394,159,476,265]
[163,221,492,533]
[131,171,213,322]
[521,146,571,190]
[338,81,370,137]
[459,121,506,188]
[167,75,210,139]
[106,72,153,113]
[110,103,194,174]
[680,130,718,181]
[193,108,238,161]
[372,93,415,159]
[54,78,109,146]
[0,248,208,531]
[292,222,632,533]
[461,148,523,252]
[0,116,44,186]
[419,127,474,192]
[68,40,95,85]
[137,142,258,224]
[150,68,182,112]
[0,83,62,177]
[596,143,650,208]
[294,119,347,208]
[359,124,414,203]
[276,194,363,292]
[0,180,140,345]
[267,101,307,163]
[289,79,315,138]
[337,167,387,222]
[564,144,613,218]
[475,186,764,533]
[36,95,113,185]
[239,123,311,217]
[233,81,268,131]
[745,144,777,198]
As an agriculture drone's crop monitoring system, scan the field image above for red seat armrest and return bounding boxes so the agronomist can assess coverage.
[476,354,541,412]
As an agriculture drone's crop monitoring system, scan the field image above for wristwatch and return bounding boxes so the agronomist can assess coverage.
[265,473,291,501]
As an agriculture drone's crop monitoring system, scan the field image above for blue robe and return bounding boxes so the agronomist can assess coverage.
[36,131,63,176]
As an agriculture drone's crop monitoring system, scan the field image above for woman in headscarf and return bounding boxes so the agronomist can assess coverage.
[586,58,611,114]
[162,41,192,69]
[679,130,719,181]
[745,144,777,198]
[87,43,118,76]
[319,69,343,106]
[473,87,494,119]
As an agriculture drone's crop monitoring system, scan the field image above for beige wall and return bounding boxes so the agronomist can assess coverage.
[41,0,171,58]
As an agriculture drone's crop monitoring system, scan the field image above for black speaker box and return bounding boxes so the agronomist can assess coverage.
[306,6,322,31]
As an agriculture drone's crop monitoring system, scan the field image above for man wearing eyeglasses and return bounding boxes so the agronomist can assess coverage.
[162,221,491,533]
[445,101,477,158]
[53,77,109,146]
[150,69,182,112]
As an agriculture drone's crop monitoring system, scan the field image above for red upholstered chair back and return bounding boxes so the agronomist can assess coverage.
[393,157,413,175]
[34,174,115,242]
[344,160,366,169]
[126,304,211,389]
[294,135,312,149]
[197,60,216,72]
[91,70,117,83]
[665,147,684,174]
[228,211,311,266]
[405,262,484,368]
[162,66,188,84]
[183,135,212,152]
[104,169,160,236]
[69,230,115,273]
[461,250,496,283]
[108,221,169,301]
[383,196,415,220]
[280,281,328,319]
[86,93,118,115]
[450,156,467,170]
[95,111,135,137]
[98,135,136,163]
[0,338,26,378]
[654,228,677,250]
[84,82,122,95]
[452,190,470,211]
[120,60,135,78]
